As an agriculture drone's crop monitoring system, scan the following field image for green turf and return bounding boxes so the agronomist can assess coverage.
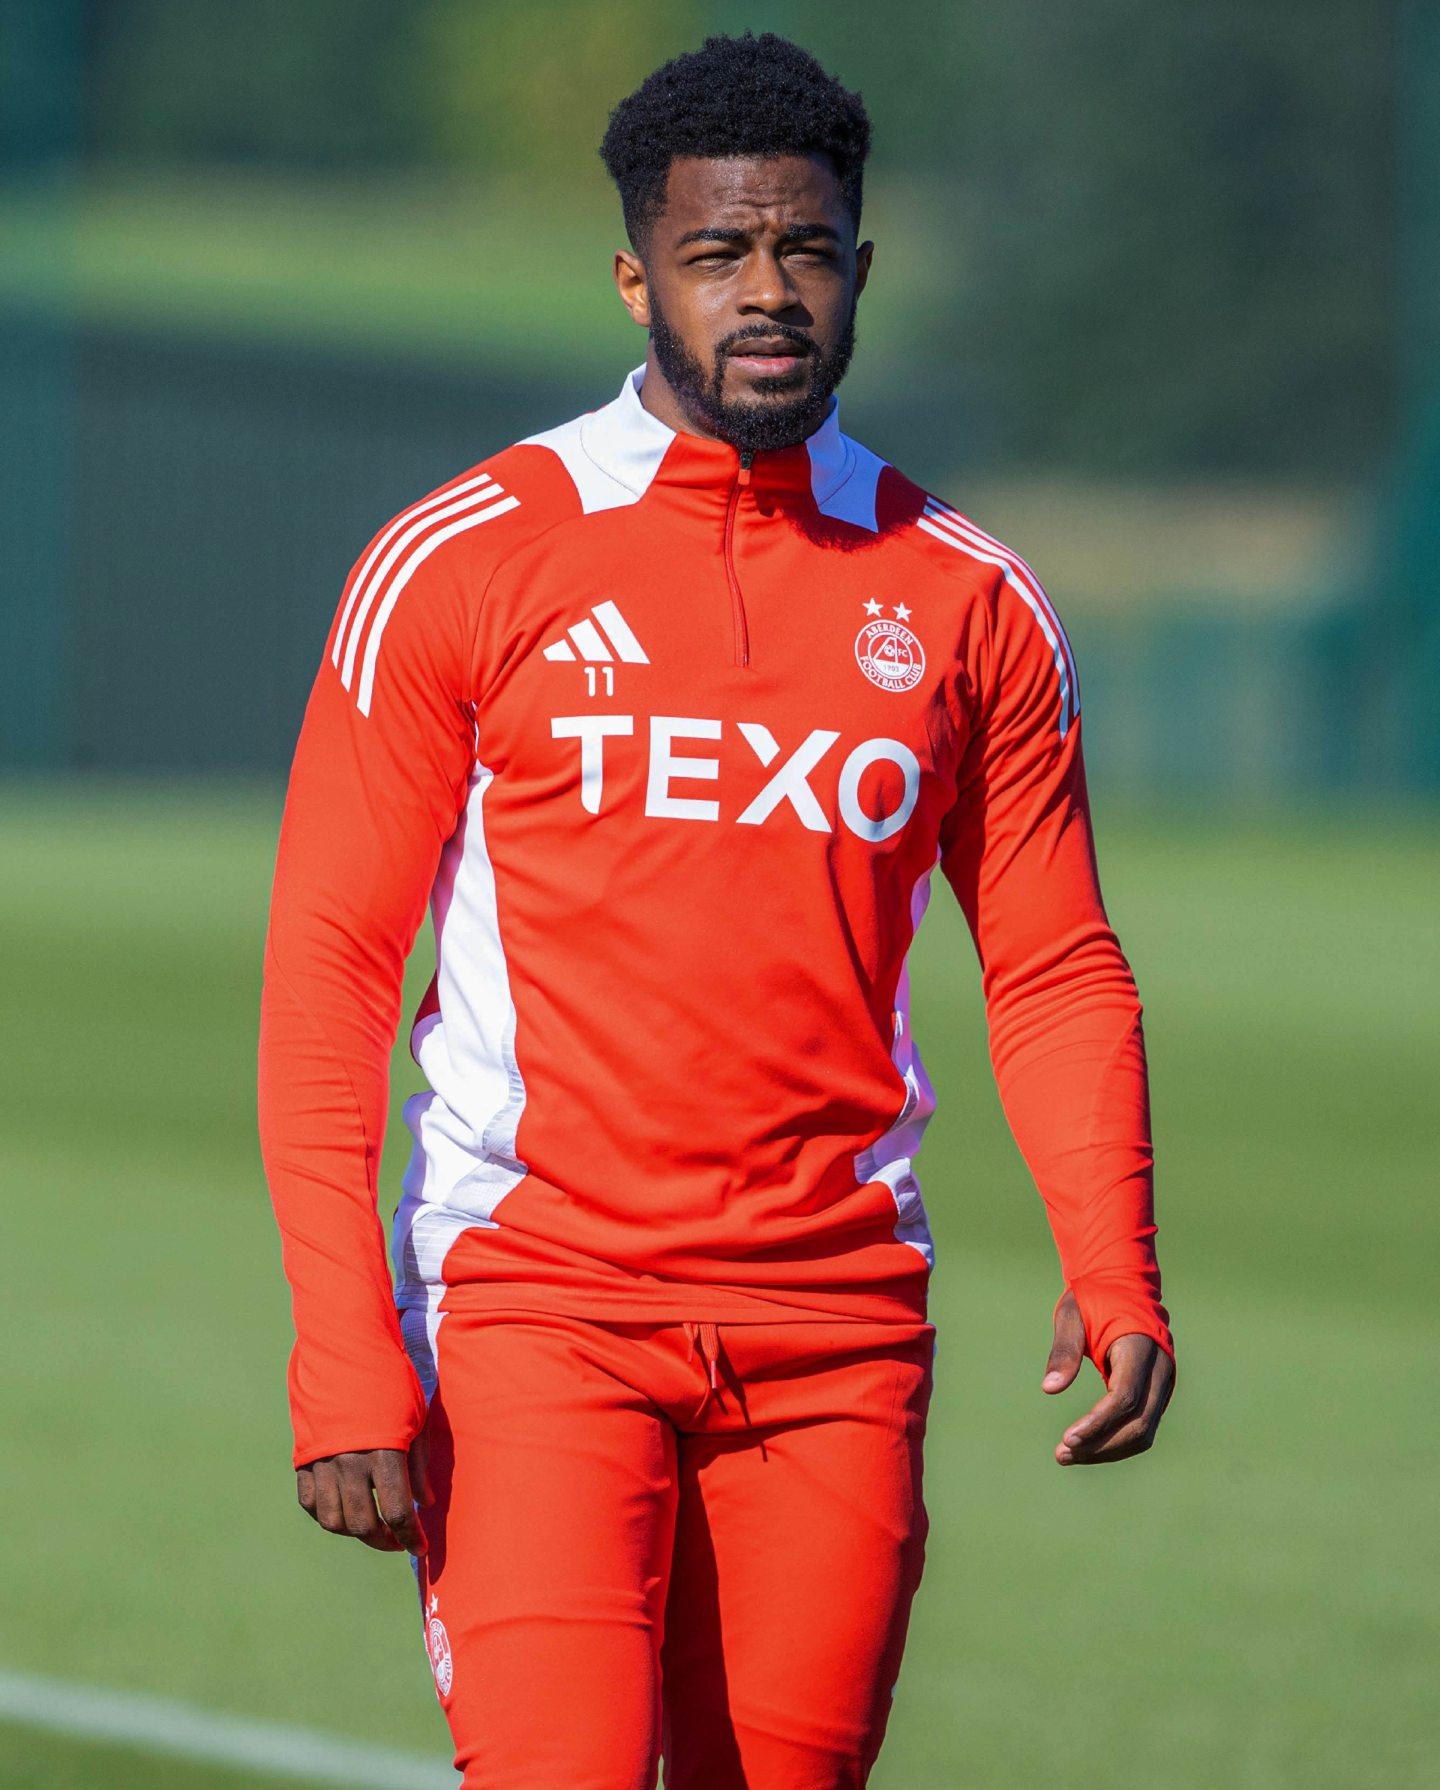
[0,784,1435,1787]
[0,1728,280,1790]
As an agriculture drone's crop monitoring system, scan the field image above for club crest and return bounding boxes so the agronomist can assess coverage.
[856,616,925,692]
[426,1595,453,1697]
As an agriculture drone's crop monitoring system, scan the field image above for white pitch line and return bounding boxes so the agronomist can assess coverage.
[0,1668,460,1788]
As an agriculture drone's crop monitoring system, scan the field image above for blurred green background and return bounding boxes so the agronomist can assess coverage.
[1,3,1436,1788]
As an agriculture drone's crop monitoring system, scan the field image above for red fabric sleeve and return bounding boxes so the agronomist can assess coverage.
[939,570,1173,1379]
[258,534,479,1469]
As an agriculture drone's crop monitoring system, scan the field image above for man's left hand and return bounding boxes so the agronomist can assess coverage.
[1041,1290,1174,1466]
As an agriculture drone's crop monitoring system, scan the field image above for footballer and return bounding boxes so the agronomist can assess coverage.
[259,31,1175,1789]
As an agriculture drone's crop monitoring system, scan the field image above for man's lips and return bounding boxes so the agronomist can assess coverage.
[725,341,812,377]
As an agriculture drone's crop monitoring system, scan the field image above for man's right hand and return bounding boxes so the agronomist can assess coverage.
[296,1432,433,1554]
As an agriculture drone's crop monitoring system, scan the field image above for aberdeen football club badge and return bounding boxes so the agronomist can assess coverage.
[856,605,925,692]
[426,1593,453,1698]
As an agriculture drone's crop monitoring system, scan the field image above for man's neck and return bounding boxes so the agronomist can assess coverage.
[634,348,723,442]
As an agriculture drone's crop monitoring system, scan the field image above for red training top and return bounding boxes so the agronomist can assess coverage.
[258,365,1172,1469]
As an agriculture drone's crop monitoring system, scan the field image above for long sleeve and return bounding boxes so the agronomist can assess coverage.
[258,526,481,1469]
[938,569,1172,1377]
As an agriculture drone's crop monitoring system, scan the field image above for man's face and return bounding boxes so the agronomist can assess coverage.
[614,152,873,454]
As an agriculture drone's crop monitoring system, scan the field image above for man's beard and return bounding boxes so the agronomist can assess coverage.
[647,297,858,455]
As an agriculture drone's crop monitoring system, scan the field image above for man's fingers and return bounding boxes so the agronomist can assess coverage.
[1057,1348,1174,1466]
[309,1460,346,1533]
[1061,1384,1165,1464]
[1084,1359,1174,1463]
[1057,1383,1140,1457]
[408,1431,435,1508]
[1056,1344,1153,1460]
[295,1448,429,1551]
[373,1450,428,1555]
[1042,1290,1087,1393]
[337,1456,401,1551]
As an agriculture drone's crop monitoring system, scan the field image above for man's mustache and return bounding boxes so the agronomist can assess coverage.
[715,327,817,360]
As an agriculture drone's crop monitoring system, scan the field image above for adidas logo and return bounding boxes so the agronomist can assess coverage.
[542,601,650,665]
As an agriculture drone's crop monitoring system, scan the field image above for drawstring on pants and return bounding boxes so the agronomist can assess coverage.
[683,1320,722,1415]
[680,1320,757,1441]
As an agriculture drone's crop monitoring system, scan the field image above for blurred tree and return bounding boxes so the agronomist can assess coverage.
[919,0,1396,474]
[71,0,1396,477]
[2,0,82,167]
[404,0,700,193]
[84,0,426,165]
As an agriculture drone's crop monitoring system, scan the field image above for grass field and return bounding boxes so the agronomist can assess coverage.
[0,785,1435,1788]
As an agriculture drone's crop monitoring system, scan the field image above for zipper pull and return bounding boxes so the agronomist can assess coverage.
[737,451,753,489]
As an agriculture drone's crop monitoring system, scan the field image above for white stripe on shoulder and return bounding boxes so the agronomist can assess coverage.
[340,480,506,689]
[927,497,1079,700]
[333,471,496,670]
[916,499,1079,737]
[353,491,520,716]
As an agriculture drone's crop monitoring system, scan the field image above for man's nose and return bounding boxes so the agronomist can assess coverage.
[736,248,799,315]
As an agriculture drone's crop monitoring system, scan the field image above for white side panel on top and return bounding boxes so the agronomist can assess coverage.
[390,760,528,1315]
[854,851,940,1266]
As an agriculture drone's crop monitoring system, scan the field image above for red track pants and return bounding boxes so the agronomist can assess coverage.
[403,1305,935,1789]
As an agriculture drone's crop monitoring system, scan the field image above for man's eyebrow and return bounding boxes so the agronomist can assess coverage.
[673,222,843,249]
[674,226,750,248]
[776,223,842,247]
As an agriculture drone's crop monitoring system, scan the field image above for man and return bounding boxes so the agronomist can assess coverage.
[258,31,1174,1790]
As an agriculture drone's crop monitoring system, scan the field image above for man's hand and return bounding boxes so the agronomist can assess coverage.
[1041,1290,1174,1466]
[296,1432,434,1553]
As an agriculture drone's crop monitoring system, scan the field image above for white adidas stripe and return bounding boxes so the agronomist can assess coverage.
[541,603,650,666]
[922,499,1077,692]
[591,600,649,663]
[926,497,1079,701]
[918,502,1078,736]
[356,494,520,716]
[332,472,497,672]
[567,617,613,662]
[920,508,1075,736]
[341,480,505,690]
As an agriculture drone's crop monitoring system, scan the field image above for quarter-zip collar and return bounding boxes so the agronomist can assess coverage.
[577,363,863,515]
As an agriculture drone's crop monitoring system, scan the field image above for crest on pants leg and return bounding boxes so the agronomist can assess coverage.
[426,1592,454,1698]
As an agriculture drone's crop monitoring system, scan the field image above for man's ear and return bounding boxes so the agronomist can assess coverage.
[855,239,874,300]
[613,248,651,329]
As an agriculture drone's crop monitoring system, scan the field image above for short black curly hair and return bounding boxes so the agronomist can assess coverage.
[600,32,871,250]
